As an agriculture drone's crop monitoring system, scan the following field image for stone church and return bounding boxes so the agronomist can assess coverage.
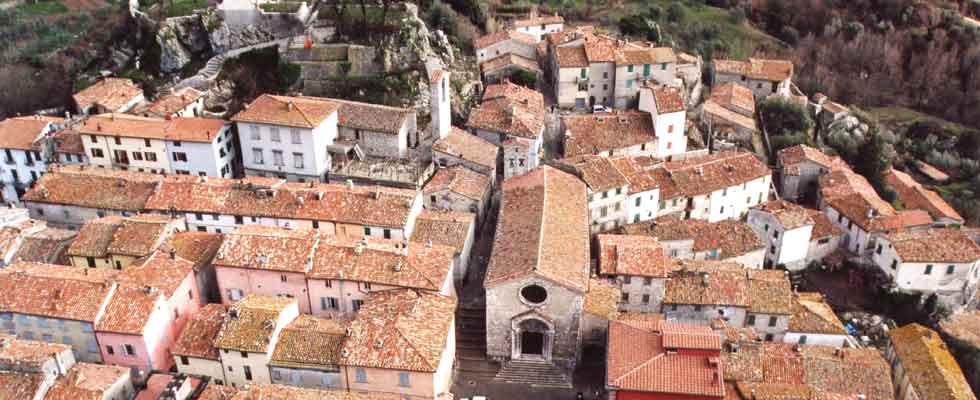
[484,166,591,371]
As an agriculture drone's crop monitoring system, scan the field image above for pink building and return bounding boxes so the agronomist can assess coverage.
[213,226,318,313]
[95,250,201,374]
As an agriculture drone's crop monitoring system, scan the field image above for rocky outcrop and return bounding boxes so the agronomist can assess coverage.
[157,14,213,72]
[208,21,275,54]
[378,3,454,73]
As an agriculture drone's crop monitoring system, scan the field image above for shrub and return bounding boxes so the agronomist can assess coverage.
[729,7,746,24]
[843,21,864,40]
[760,97,813,137]
[667,3,686,23]
[427,1,459,37]
[509,69,537,88]
[781,25,800,44]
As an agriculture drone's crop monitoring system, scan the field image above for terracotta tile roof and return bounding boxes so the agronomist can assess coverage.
[146,87,204,117]
[95,286,161,335]
[745,269,794,315]
[597,234,675,278]
[753,200,814,230]
[329,97,413,135]
[429,68,448,85]
[622,218,764,259]
[0,116,59,151]
[885,168,963,222]
[806,209,843,239]
[409,209,475,254]
[432,127,499,170]
[173,303,227,360]
[22,165,163,211]
[467,82,545,139]
[231,94,340,129]
[777,144,849,174]
[513,14,564,28]
[116,250,195,296]
[12,226,77,264]
[614,47,677,65]
[3,262,118,283]
[145,176,418,229]
[485,166,590,291]
[609,156,662,195]
[68,215,175,258]
[616,312,666,331]
[78,114,226,143]
[555,46,588,67]
[0,334,71,367]
[163,231,224,269]
[702,101,757,131]
[73,78,143,112]
[197,384,239,400]
[474,30,538,49]
[709,83,755,114]
[583,34,619,63]
[789,292,846,335]
[583,278,622,319]
[424,165,492,201]
[819,170,905,231]
[650,85,686,114]
[339,289,456,372]
[270,315,348,369]
[940,311,980,348]
[481,53,543,75]
[562,112,657,158]
[883,228,980,263]
[214,295,296,353]
[607,320,725,396]
[662,151,771,197]
[232,384,402,400]
[916,161,950,182]
[47,363,129,400]
[0,372,44,399]
[52,128,85,155]
[664,269,749,308]
[214,225,318,273]
[310,235,454,290]
[713,58,794,82]
[0,269,114,322]
[560,155,629,192]
[822,101,849,115]
[68,216,124,257]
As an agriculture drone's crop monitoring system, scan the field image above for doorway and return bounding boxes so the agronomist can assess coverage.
[521,331,544,356]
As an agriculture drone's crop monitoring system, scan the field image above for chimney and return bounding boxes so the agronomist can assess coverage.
[346,179,354,190]
[169,248,176,260]
[297,196,305,206]
[228,309,239,319]
[866,209,875,220]
[393,261,402,272]
[286,101,295,111]
[695,167,703,176]
[702,273,709,287]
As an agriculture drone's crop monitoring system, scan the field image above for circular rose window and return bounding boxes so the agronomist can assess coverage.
[520,284,548,304]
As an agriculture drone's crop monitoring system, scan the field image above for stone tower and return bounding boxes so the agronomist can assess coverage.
[430,69,452,141]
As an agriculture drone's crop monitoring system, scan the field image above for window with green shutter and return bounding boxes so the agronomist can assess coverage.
[628,65,634,73]
[626,79,632,88]
[580,68,587,78]
[661,63,667,70]
[643,64,650,76]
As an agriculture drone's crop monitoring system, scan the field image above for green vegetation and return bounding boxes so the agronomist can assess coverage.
[259,1,302,13]
[15,0,69,16]
[141,0,206,17]
[760,97,813,153]
[0,6,98,65]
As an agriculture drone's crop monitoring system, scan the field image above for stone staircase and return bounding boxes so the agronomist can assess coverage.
[455,306,498,379]
[494,359,572,388]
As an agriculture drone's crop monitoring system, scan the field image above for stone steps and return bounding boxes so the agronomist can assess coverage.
[494,360,572,388]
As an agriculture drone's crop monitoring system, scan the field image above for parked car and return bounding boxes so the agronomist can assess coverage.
[592,104,610,113]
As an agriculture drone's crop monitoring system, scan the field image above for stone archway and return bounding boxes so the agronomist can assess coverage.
[512,316,554,361]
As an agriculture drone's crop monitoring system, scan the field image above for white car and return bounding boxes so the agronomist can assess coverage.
[592,104,610,113]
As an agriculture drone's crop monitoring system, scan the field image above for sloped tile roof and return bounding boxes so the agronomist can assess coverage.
[329,98,414,135]
[409,209,475,254]
[883,228,980,263]
[777,145,849,173]
[713,58,794,82]
[555,46,588,67]
[146,87,204,117]
[0,116,59,151]
[473,30,538,49]
[805,209,843,239]
[231,94,340,128]
[480,53,543,75]
[432,127,499,169]
[232,384,402,400]
[339,289,456,372]
[105,215,176,257]
[0,372,44,399]
[116,250,195,297]
[423,165,492,201]
[753,200,814,230]
[607,320,724,396]
[73,78,143,112]
[609,155,663,195]
[68,216,124,257]
[662,151,770,197]
[513,14,564,28]
[173,303,227,360]
[270,315,348,369]
[597,234,675,278]
[95,286,162,335]
[52,128,85,155]
[214,295,295,353]
[561,155,630,192]
[622,218,764,259]
[583,278,622,319]
[485,166,590,292]
[0,334,72,367]
[940,311,980,348]
[788,292,846,335]
[3,262,118,283]
[309,235,455,291]
[562,112,658,158]
[467,82,545,139]
[78,114,227,143]
[650,85,686,114]
[885,168,963,222]
[745,270,794,315]
[614,47,677,65]
[197,384,239,400]
[0,268,114,322]
[709,83,755,114]
[22,165,162,211]
[46,363,130,400]
[214,226,318,273]
[702,101,758,131]
[12,226,76,265]
[664,269,750,308]
[163,231,224,269]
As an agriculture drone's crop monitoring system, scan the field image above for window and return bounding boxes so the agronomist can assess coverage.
[627,65,634,73]
[91,148,104,158]
[106,345,115,355]
[746,315,756,326]
[62,336,72,345]
[87,257,96,268]
[694,305,702,311]
[280,275,288,283]
[180,356,189,365]
[241,351,248,358]
[398,372,410,387]
[602,72,608,79]
[124,344,136,356]
[383,229,391,239]
[626,79,633,88]
[765,333,774,341]
[291,129,302,144]
[90,135,98,143]
[799,335,808,344]
[293,153,304,169]
[621,292,629,302]
[363,282,371,290]
[273,150,284,166]
[235,216,243,224]
[270,128,281,142]
[41,334,52,342]
[173,152,187,162]
[363,227,371,236]
[252,148,264,164]
[925,265,933,275]
[144,139,152,147]
[324,280,332,288]
[947,265,955,275]
[130,151,143,161]
[641,294,650,304]
[355,368,367,383]
[643,277,652,286]
[352,299,364,311]
[773,231,779,239]
[580,68,587,79]
[244,365,253,381]
[321,297,338,310]
[768,316,777,327]
[623,276,631,284]
[145,152,157,162]
[635,197,641,207]
[661,63,667,70]
[195,213,203,221]
[643,64,650,76]
[113,137,122,145]
[250,126,260,140]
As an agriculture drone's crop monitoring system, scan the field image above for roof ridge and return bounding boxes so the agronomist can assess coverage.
[391,295,437,371]
[614,350,666,385]
[534,168,548,274]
